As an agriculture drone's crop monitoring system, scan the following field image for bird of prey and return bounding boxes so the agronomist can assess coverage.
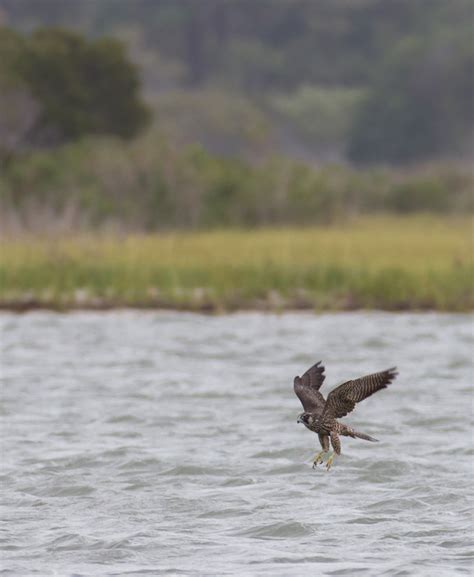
[294,361,397,470]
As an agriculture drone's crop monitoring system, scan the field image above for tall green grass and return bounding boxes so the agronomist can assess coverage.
[0,216,472,311]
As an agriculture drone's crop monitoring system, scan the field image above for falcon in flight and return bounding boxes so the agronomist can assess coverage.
[294,361,397,470]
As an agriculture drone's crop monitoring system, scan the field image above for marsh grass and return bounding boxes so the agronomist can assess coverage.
[1,216,472,311]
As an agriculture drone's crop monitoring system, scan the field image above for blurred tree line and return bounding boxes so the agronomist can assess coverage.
[2,0,472,164]
[1,133,472,234]
[0,1,473,233]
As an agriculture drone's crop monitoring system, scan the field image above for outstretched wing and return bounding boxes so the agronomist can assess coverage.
[323,367,397,420]
[293,361,326,415]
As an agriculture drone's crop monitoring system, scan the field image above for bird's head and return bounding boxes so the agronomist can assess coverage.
[297,412,316,426]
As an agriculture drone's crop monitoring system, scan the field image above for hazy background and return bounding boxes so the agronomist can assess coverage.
[0,0,472,233]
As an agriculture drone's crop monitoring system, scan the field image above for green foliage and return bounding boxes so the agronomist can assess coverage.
[220,39,287,91]
[348,31,474,164]
[388,180,449,213]
[0,28,41,166]
[270,86,366,150]
[151,89,271,159]
[0,26,150,149]
[0,134,472,233]
[21,28,150,141]
[0,27,25,85]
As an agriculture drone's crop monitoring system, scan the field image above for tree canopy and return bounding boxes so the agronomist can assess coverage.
[0,26,149,156]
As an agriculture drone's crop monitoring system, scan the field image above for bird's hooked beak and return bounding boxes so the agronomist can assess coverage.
[297,416,303,424]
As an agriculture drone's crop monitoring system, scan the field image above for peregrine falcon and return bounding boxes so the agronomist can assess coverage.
[294,361,397,470]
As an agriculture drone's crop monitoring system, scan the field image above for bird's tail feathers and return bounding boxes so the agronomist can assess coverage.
[353,430,378,442]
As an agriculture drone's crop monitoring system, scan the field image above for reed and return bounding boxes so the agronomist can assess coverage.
[1,216,472,311]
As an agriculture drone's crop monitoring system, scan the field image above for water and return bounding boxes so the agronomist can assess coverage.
[1,311,472,577]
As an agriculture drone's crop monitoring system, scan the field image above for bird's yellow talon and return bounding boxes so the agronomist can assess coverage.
[312,451,325,468]
[326,454,335,471]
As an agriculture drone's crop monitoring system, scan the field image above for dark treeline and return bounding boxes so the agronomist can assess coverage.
[3,1,471,88]
[0,1,473,233]
[1,0,473,164]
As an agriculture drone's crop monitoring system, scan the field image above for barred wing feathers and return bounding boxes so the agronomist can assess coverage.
[323,367,397,420]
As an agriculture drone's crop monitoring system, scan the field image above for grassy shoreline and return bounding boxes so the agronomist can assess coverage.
[1,217,472,312]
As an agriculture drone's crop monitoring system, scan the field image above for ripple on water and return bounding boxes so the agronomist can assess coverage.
[106,415,143,424]
[220,476,256,487]
[197,508,253,519]
[251,448,297,459]
[160,464,231,476]
[18,484,96,498]
[355,458,414,482]
[234,521,315,539]
[365,496,430,514]
[117,457,162,470]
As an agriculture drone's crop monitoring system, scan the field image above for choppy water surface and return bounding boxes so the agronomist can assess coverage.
[1,311,473,576]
